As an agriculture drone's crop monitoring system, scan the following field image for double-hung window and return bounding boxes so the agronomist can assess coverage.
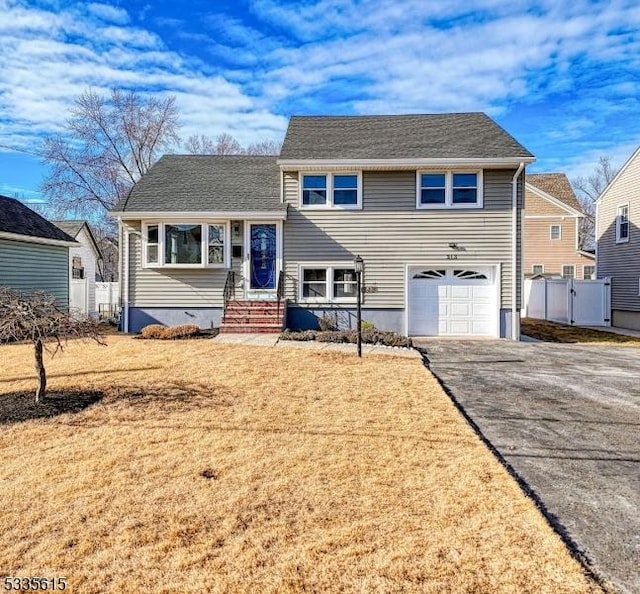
[583,265,596,280]
[532,264,544,275]
[143,222,229,268]
[616,205,629,243]
[417,171,482,208]
[562,265,575,280]
[300,173,361,209]
[550,224,562,240]
[300,265,358,302]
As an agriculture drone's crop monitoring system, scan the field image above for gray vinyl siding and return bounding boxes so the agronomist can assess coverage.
[0,238,69,305]
[283,169,522,309]
[124,221,242,307]
[596,150,640,312]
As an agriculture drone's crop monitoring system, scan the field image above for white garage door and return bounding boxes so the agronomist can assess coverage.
[408,267,497,336]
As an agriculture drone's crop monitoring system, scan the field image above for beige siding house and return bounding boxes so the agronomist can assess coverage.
[524,173,595,279]
[112,113,534,338]
[596,146,640,330]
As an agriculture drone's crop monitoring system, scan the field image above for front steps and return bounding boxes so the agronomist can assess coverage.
[220,299,286,334]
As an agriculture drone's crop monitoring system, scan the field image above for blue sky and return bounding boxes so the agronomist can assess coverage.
[2,0,640,203]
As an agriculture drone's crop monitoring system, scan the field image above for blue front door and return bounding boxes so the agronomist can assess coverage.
[250,224,277,290]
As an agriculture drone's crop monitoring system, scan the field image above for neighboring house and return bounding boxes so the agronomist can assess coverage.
[52,220,102,315]
[524,173,596,279]
[596,146,640,330]
[0,195,77,305]
[111,113,535,338]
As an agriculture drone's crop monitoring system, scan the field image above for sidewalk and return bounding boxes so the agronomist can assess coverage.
[212,333,421,358]
[579,325,640,338]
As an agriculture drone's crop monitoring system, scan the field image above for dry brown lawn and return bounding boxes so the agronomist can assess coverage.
[521,318,640,345]
[0,337,603,593]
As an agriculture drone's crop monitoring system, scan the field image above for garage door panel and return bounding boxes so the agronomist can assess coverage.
[408,266,497,337]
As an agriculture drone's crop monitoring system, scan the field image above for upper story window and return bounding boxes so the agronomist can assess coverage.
[550,224,562,240]
[300,173,362,209]
[417,171,483,209]
[143,222,230,268]
[72,256,84,279]
[616,204,629,243]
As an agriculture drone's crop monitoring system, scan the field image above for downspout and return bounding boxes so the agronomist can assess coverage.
[512,162,525,340]
[123,223,130,333]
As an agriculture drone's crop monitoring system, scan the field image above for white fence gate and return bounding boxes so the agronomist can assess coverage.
[524,277,611,326]
[70,279,87,314]
[95,282,119,318]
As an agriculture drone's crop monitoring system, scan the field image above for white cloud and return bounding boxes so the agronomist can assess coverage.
[86,3,129,25]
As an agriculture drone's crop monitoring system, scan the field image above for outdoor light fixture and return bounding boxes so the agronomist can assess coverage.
[354,255,364,358]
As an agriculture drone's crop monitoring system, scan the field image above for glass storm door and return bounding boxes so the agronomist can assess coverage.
[249,224,277,290]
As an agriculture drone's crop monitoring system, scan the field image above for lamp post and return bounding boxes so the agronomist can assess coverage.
[354,255,364,358]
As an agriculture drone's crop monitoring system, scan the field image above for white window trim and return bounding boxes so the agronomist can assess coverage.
[298,263,359,303]
[562,264,575,279]
[549,224,562,240]
[416,170,483,209]
[299,172,363,210]
[142,221,231,269]
[616,204,630,243]
[532,264,544,274]
[583,265,595,280]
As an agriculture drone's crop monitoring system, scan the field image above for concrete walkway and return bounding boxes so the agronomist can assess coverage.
[212,333,421,358]
[416,339,640,594]
[580,325,640,338]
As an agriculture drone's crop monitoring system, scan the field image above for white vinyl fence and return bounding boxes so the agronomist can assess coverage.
[95,282,119,319]
[523,277,611,326]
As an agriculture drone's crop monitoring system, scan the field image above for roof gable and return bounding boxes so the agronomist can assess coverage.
[279,113,534,161]
[526,173,582,214]
[595,145,640,205]
[0,196,76,243]
[52,220,103,258]
[112,155,285,214]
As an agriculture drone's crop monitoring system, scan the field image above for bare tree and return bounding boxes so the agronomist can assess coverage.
[41,89,180,225]
[184,134,218,154]
[246,139,282,155]
[184,134,282,155]
[0,288,105,403]
[572,156,619,250]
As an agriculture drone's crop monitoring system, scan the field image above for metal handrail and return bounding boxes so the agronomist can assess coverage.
[223,270,236,306]
[276,269,285,318]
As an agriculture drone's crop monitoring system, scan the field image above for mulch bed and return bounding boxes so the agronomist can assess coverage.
[0,390,104,425]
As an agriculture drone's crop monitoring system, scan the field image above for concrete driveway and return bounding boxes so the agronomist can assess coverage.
[414,339,640,594]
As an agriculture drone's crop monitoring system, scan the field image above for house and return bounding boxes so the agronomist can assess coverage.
[524,173,595,279]
[595,146,640,330]
[111,113,535,338]
[0,195,77,305]
[52,220,102,315]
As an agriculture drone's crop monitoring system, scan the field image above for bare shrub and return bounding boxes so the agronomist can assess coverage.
[141,324,168,339]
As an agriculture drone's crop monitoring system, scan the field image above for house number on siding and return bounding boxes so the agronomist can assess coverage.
[446,254,458,260]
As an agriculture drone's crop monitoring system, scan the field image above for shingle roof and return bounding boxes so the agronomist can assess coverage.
[526,173,582,213]
[279,113,534,160]
[51,220,84,238]
[0,196,76,243]
[112,155,285,213]
[51,220,103,259]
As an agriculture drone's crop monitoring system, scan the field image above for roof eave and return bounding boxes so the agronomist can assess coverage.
[277,157,535,170]
[0,231,79,247]
[109,209,288,220]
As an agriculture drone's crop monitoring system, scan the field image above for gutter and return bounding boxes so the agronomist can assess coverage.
[512,163,525,341]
